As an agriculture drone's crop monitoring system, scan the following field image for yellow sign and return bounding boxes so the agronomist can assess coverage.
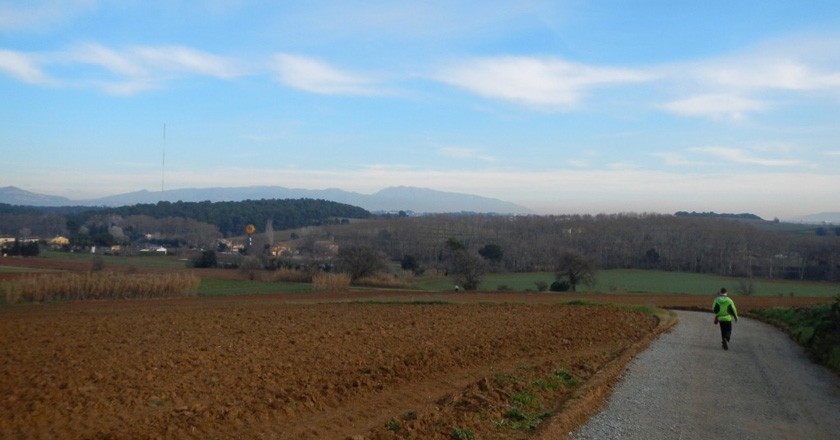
[245,224,256,235]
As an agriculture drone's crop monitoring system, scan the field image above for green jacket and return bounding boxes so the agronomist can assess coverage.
[713,295,738,322]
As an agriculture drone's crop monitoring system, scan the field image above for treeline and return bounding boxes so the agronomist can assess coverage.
[1,199,372,246]
[70,199,372,237]
[674,211,764,220]
[318,213,840,282]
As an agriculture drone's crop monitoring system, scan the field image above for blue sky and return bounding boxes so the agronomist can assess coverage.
[1,1,839,219]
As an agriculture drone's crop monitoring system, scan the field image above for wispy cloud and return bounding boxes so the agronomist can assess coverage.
[651,152,694,167]
[661,94,768,120]
[437,146,496,162]
[434,56,651,109]
[0,0,97,31]
[0,49,51,84]
[271,53,383,96]
[2,43,243,95]
[690,146,805,167]
[658,35,840,119]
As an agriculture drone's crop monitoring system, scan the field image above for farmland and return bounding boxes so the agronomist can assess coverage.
[1,254,836,439]
[1,295,667,439]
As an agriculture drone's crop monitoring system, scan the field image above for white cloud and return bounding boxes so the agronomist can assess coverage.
[3,43,244,95]
[67,43,146,77]
[0,49,51,84]
[437,147,496,162]
[272,53,383,96]
[690,146,805,167]
[435,56,651,109]
[661,94,768,120]
[133,46,241,79]
[651,152,693,166]
[0,0,97,31]
[658,35,840,119]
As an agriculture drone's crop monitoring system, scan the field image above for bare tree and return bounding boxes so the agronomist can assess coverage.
[555,251,597,292]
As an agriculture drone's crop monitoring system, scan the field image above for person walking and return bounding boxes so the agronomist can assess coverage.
[713,288,739,350]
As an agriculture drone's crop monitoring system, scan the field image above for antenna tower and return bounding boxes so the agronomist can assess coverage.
[161,123,166,194]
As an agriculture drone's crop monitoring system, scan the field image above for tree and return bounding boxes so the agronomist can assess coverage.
[337,245,388,281]
[401,254,422,274]
[450,251,485,291]
[478,243,504,263]
[192,250,218,268]
[555,251,597,292]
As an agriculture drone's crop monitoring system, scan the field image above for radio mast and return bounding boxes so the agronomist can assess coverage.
[161,123,166,194]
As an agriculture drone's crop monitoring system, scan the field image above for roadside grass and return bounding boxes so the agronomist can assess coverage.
[751,298,840,374]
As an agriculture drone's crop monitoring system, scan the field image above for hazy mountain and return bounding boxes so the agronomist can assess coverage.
[794,212,840,224]
[0,185,532,215]
[0,186,74,206]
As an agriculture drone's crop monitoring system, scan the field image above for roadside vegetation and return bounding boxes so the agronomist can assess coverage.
[751,297,840,374]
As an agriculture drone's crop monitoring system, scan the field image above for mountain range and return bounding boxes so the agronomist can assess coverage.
[0,185,532,215]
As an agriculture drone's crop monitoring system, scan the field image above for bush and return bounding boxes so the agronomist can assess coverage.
[191,250,218,268]
[311,272,351,292]
[550,280,571,292]
[534,281,548,292]
[355,271,414,289]
[270,267,313,283]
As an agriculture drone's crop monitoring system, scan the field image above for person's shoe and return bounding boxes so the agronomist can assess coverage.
[722,339,729,350]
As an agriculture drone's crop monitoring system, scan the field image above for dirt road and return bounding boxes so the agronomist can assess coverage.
[569,311,840,439]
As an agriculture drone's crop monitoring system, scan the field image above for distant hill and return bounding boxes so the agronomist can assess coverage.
[794,212,840,224]
[0,185,532,215]
[0,186,74,206]
[674,211,764,221]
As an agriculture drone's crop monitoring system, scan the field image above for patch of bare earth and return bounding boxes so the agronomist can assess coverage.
[0,296,670,440]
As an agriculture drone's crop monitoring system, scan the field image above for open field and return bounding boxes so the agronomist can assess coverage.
[1,295,666,440]
[4,253,838,298]
[1,255,835,438]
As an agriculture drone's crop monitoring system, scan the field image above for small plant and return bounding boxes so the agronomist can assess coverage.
[511,390,540,409]
[492,373,518,385]
[385,419,401,431]
[452,426,476,440]
[553,368,579,386]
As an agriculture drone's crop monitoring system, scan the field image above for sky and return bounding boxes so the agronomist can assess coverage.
[1,1,839,220]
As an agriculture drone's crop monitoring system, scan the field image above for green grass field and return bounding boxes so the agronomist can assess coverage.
[9,252,840,298]
[415,269,839,297]
[197,278,312,296]
[41,250,188,270]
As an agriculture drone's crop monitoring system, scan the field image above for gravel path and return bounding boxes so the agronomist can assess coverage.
[570,310,840,440]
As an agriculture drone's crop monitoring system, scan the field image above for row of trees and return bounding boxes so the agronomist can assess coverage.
[319,213,840,283]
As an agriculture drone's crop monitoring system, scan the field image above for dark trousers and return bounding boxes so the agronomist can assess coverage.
[719,320,733,342]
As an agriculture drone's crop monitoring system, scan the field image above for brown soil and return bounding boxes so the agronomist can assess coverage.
[1,257,833,439]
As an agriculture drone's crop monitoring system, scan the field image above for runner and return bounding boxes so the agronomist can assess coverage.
[713,288,739,350]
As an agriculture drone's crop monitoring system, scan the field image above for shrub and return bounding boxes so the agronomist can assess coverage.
[270,267,313,283]
[550,280,571,292]
[191,250,217,268]
[354,271,413,289]
[4,272,200,303]
[311,272,351,292]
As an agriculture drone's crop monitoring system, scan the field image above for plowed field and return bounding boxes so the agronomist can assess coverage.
[1,296,665,440]
[2,256,833,439]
